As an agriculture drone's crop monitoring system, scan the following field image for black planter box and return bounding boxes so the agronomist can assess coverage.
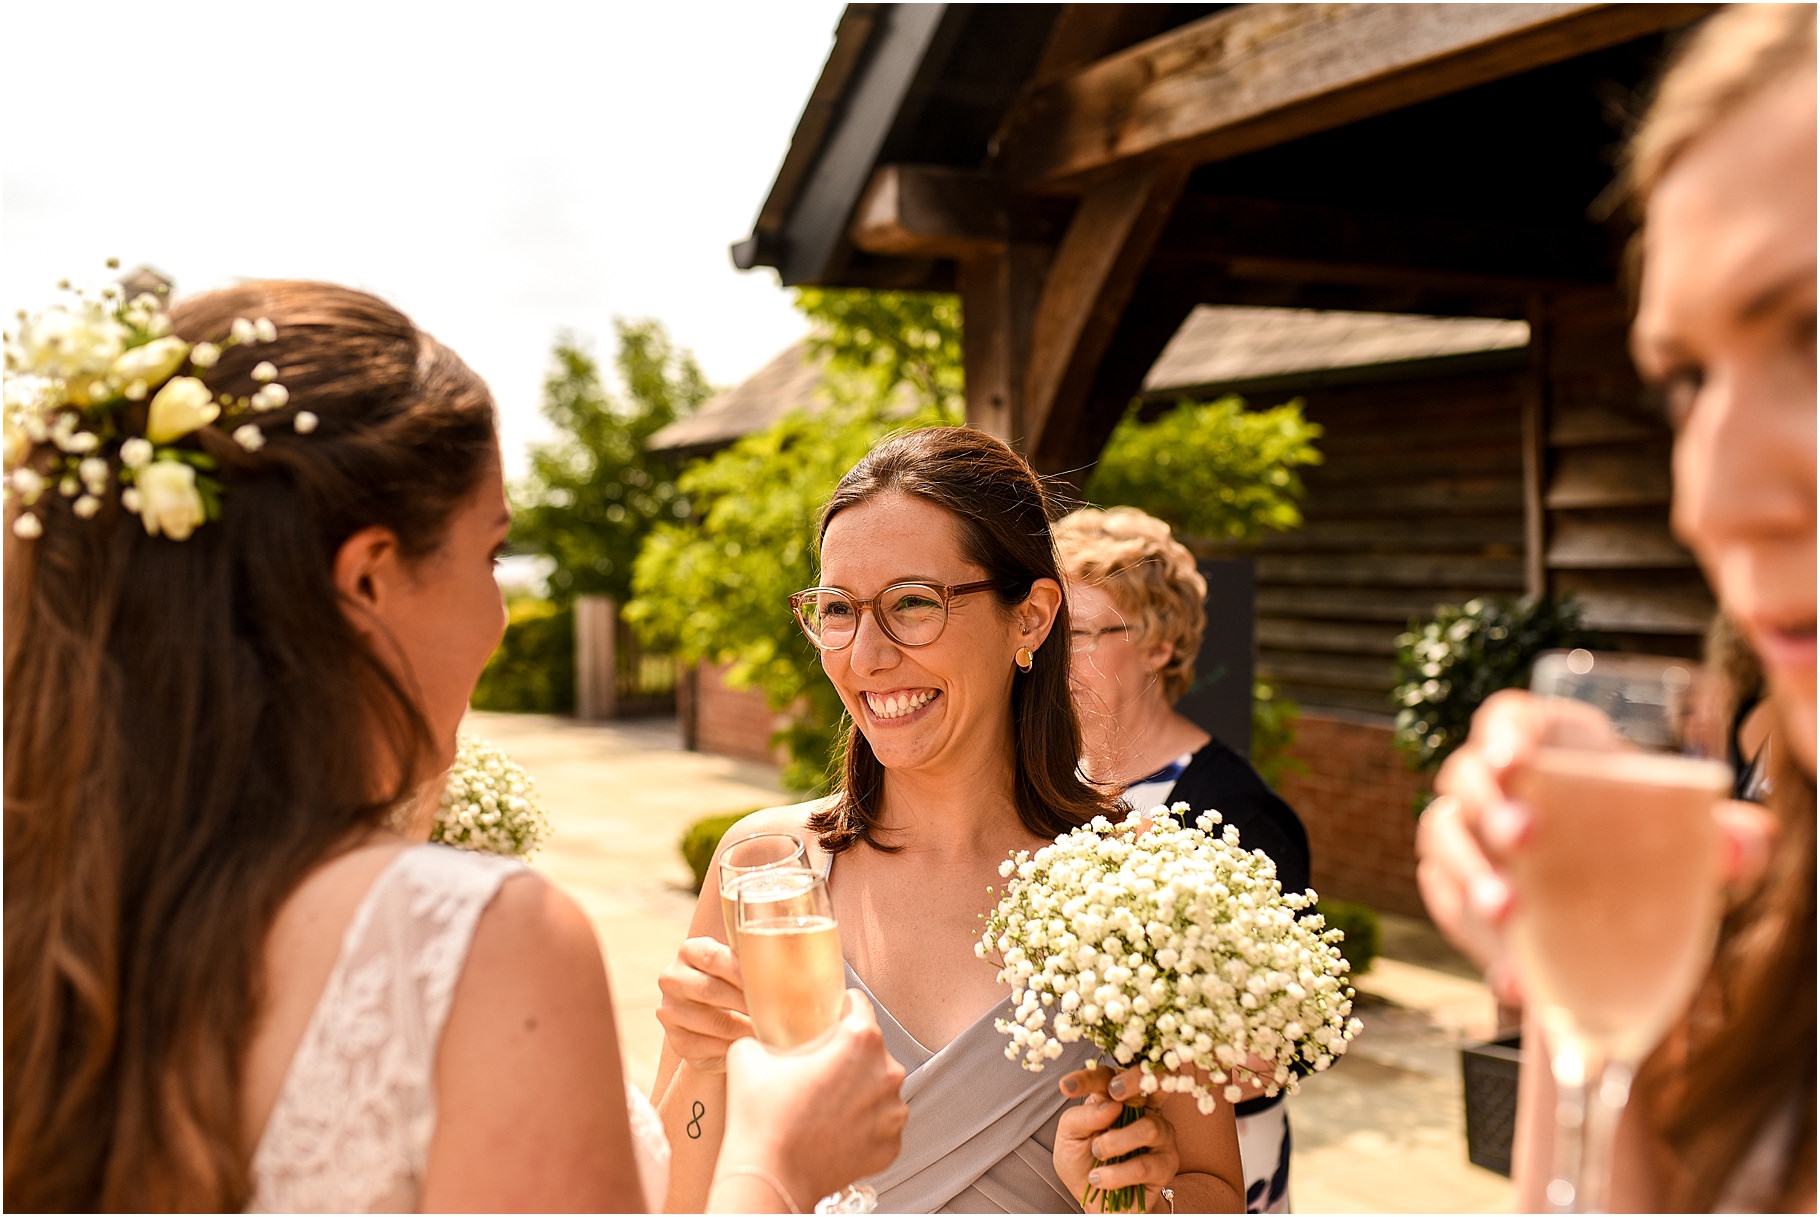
[1460,1033,1522,1177]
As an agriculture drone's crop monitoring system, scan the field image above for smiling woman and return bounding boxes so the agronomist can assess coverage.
[654,427,1247,1214]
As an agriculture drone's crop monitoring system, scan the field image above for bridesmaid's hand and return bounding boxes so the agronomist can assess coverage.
[720,991,909,1209]
[1053,1065,1180,1212]
[656,935,751,1074]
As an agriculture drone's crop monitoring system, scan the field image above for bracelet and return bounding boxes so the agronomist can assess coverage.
[714,1164,804,1214]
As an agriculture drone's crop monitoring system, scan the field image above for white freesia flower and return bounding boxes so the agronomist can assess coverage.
[145,376,219,443]
[233,424,265,452]
[230,318,257,345]
[253,318,277,343]
[119,437,154,469]
[10,468,44,498]
[19,302,127,399]
[188,341,221,369]
[12,512,42,538]
[292,410,317,434]
[251,360,277,383]
[73,495,101,519]
[431,734,551,858]
[108,336,190,390]
[135,459,206,540]
[251,383,288,412]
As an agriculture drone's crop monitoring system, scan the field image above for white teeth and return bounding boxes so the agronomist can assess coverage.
[866,690,935,719]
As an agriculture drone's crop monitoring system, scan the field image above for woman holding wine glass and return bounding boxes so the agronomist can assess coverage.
[654,427,1245,1212]
[1415,5,1815,1210]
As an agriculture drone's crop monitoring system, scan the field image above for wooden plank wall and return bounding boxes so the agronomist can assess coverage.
[1540,290,1712,655]
[1209,356,1533,719]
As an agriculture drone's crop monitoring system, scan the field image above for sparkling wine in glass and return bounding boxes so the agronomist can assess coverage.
[733,867,877,1214]
[717,831,808,954]
[1515,650,1733,1212]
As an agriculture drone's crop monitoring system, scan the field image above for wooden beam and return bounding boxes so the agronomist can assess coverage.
[1159,196,1612,291]
[997,3,1714,190]
[1022,162,1191,464]
[1522,297,1551,598]
[1028,267,1200,481]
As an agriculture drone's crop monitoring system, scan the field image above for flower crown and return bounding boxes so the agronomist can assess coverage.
[3,263,317,542]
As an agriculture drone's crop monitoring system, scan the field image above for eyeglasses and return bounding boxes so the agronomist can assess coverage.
[789,580,1000,650]
[1068,624,1129,654]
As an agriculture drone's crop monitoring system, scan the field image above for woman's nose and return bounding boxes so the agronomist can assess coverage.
[846,606,902,674]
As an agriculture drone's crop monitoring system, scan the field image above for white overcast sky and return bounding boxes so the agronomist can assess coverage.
[2,0,848,479]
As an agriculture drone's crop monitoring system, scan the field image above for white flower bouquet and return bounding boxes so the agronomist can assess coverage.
[431,734,551,859]
[978,805,1361,1210]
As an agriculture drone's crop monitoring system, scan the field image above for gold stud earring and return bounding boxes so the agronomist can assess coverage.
[1015,645,1034,673]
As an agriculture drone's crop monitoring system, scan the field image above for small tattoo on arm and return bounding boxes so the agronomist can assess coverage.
[686,1100,706,1139]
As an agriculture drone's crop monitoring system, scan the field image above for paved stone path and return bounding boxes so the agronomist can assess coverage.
[468,709,1516,1213]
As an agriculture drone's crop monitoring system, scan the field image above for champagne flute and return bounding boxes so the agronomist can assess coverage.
[717,831,808,953]
[734,867,877,1214]
[1514,649,1733,1212]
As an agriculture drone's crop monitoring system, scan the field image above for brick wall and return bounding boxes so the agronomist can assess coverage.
[685,662,790,767]
[1276,712,1431,918]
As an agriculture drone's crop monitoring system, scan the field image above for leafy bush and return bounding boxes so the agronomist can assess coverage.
[680,809,761,893]
[1392,595,1599,779]
[471,599,576,714]
[1086,397,1324,542]
[1315,898,1381,976]
[1251,679,1305,790]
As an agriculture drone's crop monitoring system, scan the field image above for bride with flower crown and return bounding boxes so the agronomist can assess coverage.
[2,275,907,1211]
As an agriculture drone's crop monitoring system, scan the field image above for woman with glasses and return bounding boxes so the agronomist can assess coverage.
[652,427,1245,1212]
[1053,506,1309,1214]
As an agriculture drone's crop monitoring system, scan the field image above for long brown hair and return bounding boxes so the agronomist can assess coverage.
[1622,7,1817,1208]
[806,426,1120,853]
[3,281,497,1209]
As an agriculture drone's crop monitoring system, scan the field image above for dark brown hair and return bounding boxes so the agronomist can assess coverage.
[806,427,1121,853]
[4,281,497,1209]
[1623,9,1817,1206]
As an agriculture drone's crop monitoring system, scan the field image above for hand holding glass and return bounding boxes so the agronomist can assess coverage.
[1514,650,1732,1212]
[734,868,878,1212]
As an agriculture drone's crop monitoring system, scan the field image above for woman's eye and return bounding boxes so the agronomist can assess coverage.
[821,601,855,619]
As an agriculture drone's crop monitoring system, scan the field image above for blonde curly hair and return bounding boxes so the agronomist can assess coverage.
[1053,506,1207,704]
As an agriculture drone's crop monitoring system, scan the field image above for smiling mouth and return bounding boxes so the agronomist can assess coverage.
[864,690,938,720]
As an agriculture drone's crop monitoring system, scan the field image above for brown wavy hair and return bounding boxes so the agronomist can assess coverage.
[1622,7,1817,1208]
[3,281,497,1209]
[807,427,1121,852]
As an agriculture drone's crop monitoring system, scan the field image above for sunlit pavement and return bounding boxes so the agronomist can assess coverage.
[468,709,1516,1214]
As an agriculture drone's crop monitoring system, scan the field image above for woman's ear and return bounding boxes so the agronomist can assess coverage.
[1019,577,1063,649]
[1146,638,1177,674]
[333,524,402,632]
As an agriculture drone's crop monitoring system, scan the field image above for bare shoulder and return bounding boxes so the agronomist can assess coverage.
[426,869,640,1209]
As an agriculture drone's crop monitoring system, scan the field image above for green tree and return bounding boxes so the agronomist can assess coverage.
[627,400,949,792]
[794,288,964,414]
[1085,396,1324,542]
[511,320,711,602]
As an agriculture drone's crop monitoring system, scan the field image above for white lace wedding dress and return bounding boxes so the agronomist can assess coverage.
[246,844,670,1211]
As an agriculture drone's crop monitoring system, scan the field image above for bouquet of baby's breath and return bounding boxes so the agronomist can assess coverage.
[431,734,551,859]
[978,804,1361,1212]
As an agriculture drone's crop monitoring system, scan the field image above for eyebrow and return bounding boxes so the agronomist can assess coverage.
[1739,264,1817,323]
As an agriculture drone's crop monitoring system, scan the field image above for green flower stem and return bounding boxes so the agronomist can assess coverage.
[1081,1100,1149,1214]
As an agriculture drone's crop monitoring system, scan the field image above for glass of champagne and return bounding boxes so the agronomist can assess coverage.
[733,867,877,1214]
[1514,649,1733,1212]
[717,831,808,953]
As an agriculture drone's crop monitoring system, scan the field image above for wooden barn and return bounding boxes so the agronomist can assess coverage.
[722,2,1719,916]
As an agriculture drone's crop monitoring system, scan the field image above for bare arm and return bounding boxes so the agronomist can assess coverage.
[422,872,643,1211]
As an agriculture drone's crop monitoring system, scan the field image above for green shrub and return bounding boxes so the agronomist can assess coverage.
[1392,595,1599,781]
[1316,898,1381,977]
[680,809,760,894]
[472,599,576,714]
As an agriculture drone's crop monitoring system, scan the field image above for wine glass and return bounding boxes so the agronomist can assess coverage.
[733,867,878,1214]
[1514,649,1733,1212]
[717,831,808,953]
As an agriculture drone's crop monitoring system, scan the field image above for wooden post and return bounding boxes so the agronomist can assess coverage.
[574,595,619,721]
[1522,297,1550,600]
[959,243,1048,444]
